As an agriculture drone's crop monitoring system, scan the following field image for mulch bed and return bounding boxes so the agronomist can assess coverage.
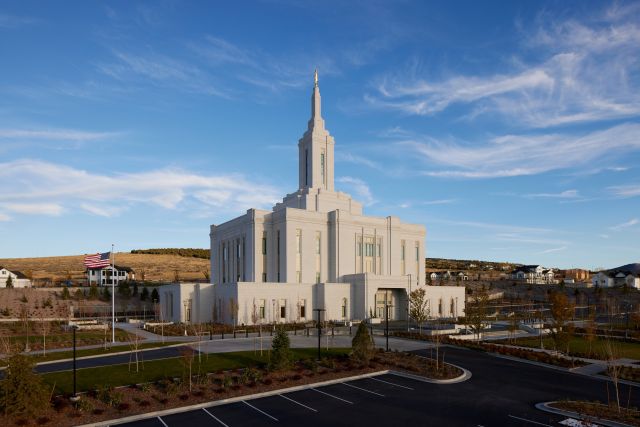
[550,400,640,425]
[0,350,462,426]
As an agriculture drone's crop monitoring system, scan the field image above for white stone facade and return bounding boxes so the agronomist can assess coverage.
[203,72,465,326]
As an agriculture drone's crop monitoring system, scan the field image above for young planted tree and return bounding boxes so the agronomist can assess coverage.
[351,322,375,364]
[508,311,521,344]
[464,291,488,342]
[19,305,30,352]
[408,288,430,335]
[88,284,99,300]
[150,288,159,304]
[549,292,575,354]
[603,334,622,413]
[61,286,70,300]
[37,314,51,357]
[180,346,195,392]
[5,275,13,289]
[0,354,50,417]
[584,306,597,357]
[270,326,292,371]
[127,332,143,373]
[140,286,149,301]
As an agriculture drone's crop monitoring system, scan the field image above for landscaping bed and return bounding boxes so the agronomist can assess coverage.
[1,349,462,426]
[392,332,586,369]
[549,400,640,426]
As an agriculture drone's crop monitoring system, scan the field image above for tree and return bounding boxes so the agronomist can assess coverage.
[507,310,521,344]
[408,288,430,334]
[140,286,149,301]
[150,288,159,303]
[88,285,99,300]
[117,281,131,298]
[603,334,622,413]
[173,269,180,283]
[464,291,488,341]
[0,354,50,417]
[101,286,111,301]
[74,288,83,300]
[139,268,146,282]
[270,326,292,370]
[351,322,375,364]
[584,306,597,357]
[549,292,575,353]
[132,282,139,297]
[202,267,210,282]
[61,286,70,300]
[5,275,13,289]
[38,314,51,357]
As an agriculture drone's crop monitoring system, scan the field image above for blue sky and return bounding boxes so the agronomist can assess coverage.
[1,1,639,269]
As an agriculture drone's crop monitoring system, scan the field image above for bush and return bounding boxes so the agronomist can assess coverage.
[351,322,375,364]
[0,354,50,417]
[270,326,292,371]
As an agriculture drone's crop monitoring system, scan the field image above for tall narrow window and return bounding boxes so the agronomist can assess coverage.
[305,149,309,187]
[277,230,281,282]
[401,240,406,276]
[259,299,266,319]
[415,242,420,282]
[236,239,241,282]
[315,231,321,283]
[321,150,326,186]
[295,229,302,283]
[299,299,306,319]
[262,232,267,282]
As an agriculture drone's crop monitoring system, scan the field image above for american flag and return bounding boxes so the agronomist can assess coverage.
[84,252,111,268]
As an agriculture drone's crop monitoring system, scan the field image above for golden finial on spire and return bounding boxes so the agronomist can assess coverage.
[314,68,318,87]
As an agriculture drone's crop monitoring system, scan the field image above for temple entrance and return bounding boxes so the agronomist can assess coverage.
[375,289,394,320]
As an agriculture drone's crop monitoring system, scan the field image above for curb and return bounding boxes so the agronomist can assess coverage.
[535,401,634,427]
[411,355,472,384]
[76,370,391,427]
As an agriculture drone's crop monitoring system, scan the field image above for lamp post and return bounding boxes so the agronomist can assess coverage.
[70,325,79,403]
[407,274,412,332]
[385,292,389,352]
[313,308,325,360]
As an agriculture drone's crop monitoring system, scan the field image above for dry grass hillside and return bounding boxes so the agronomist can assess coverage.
[0,253,210,284]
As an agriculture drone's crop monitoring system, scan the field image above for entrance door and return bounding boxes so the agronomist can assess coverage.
[375,290,393,320]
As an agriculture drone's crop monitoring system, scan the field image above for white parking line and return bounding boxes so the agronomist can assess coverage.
[202,408,230,427]
[342,382,385,397]
[242,400,279,422]
[507,414,553,426]
[370,377,414,390]
[279,394,318,412]
[157,416,169,427]
[311,387,353,404]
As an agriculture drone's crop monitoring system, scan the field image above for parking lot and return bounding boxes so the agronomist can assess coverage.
[117,372,574,427]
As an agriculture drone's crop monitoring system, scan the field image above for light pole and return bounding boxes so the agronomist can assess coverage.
[313,308,326,360]
[385,292,389,352]
[70,325,79,403]
[407,274,412,332]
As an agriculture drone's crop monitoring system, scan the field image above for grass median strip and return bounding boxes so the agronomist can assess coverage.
[42,348,350,394]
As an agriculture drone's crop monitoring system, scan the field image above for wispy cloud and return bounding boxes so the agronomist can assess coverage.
[98,50,229,97]
[609,218,639,231]
[406,123,640,178]
[365,6,640,128]
[522,190,579,199]
[0,212,11,221]
[608,184,640,198]
[0,13,38,29]
[0,159,282,219]
[5,203,63,216]
[335,151,382,170]
[0,128,118,141]
[538,246,567,254]
[336,176,375,206]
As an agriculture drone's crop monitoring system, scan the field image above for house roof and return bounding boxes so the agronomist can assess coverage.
[0,267,28,279]
[87,265,134,272]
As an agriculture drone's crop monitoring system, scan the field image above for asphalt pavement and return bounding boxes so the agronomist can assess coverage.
[102,346,640,427]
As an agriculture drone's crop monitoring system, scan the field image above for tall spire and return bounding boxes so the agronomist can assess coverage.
[309,68,324,131]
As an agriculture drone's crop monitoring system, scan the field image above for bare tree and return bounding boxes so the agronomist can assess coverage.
[201,267,210,282]
[507,310,521,344]
[409,288,430,335]
[585,305,597,357]
[127,332,143,373]
[180,347,195,393]
[37,314,51,357]
[229,299,239,328]
[603,334,622,414]
[19,305,30,352]
[464,291,488,342]
[549,292,575,353]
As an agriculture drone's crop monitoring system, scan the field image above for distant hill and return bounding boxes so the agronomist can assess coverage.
[607,263,640,275]
[426,257,518,271]
[130,248,210,259]
[0,253,210,284]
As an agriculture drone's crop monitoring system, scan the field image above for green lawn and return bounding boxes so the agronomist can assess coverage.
[42,348,350,394]
[6,329,132,350]
[509,336,640,360]
[21,341,190,364]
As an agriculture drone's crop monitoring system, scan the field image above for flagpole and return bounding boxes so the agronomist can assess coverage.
[112,244,115,343]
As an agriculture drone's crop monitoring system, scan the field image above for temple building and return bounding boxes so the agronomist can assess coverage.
[205,71,465,325]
